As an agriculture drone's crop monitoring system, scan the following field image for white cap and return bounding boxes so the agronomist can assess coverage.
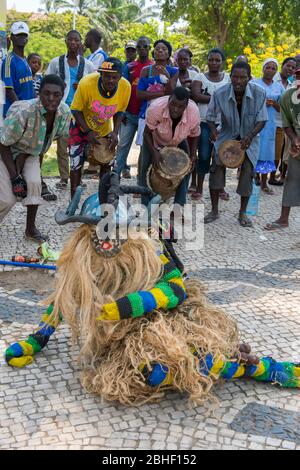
[10,22,30,36]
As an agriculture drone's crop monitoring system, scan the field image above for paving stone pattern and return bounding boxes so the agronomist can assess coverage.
[0,150,300,450]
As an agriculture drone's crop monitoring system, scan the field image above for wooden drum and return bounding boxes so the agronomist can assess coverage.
[219,140,245,169]
[148,146,191,200]
[87,138,115,166]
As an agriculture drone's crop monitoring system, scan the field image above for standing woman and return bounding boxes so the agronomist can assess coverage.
[191,48,230,200]
[176,48,202,93]
[136,39,178,139]
[253,59,284,194]
[136,39,178,183]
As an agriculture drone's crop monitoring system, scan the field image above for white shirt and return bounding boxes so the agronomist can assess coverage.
[46,55,96,103]
[196,72,230,122]
[176,69,200,87]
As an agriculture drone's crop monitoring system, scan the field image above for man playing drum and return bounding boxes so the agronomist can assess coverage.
[205,62,268,227]
[69,58,131,197]
[140,86,200,207]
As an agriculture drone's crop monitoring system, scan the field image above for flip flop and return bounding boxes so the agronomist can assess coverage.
[264,221,288,231]
[268,180,284,186]
[204,212,220,224]
[262,187,274,195]
[191,192,202,200]
[41,190,57,201]
[219,191,230,201]
[238,214,253,228]
[25,230,49,243]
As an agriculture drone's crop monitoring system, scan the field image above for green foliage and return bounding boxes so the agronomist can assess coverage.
[7,10,93,67]
[160,0,300,59]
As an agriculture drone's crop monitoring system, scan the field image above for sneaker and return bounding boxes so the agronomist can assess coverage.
[122,169,131,179]
[55,179,68,189]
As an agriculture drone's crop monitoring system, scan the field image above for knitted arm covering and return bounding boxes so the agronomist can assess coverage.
[5,304,61,367]
[144,355,300,389]
[97,253,187,321]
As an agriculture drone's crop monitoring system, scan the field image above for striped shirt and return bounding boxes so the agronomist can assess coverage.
[87,48,108,70]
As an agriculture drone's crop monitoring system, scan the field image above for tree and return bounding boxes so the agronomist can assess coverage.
[112,20,205,66]
[160,0,299,58]
[39,1,62,13]
[87,1,157,44]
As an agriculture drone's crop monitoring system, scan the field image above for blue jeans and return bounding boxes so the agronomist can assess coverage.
[197,122,213,175]
[140,139,190,207]
[115,111,139,175]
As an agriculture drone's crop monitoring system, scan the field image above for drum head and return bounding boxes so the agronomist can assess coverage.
[219,140,245,169]
[88,138,115,165]
[159,146,191,177]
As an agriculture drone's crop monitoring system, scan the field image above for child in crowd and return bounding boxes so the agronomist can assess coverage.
[28,53,43,96]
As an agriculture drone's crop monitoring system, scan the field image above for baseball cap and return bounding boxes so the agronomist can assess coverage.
[99,57,123,74]
[125,40,137,50]
[10,21,30,36]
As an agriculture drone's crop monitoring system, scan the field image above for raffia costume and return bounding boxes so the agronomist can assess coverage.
[5,175,300,406]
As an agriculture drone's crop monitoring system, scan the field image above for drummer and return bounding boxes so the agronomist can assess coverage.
[140,86,200,207]
[69,57,131,197]
[205,61,268,227]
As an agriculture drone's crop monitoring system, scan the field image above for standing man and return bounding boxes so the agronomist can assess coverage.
[265,67,300,231]
[115,36,152,179]
[205,62,268,227]
[46,30,95,189]
[139,86,200,207]
[69,58,131,197]
[1,22,35,118]
[84,29,108,70]
[0,75,71,243]
[124,40,137,65]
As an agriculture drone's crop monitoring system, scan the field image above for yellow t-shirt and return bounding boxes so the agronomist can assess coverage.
[70,73,131,136]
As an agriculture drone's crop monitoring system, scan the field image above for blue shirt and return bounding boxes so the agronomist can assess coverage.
[137,65,178,118]
[1,52,35,117]
[66,65,79,107]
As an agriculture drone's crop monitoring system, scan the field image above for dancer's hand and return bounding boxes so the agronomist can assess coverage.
[5,341,35,367]
[239,343,259,365]
[87,130,100,146]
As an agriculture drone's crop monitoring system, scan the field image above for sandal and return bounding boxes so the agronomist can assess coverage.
[219,190,230,201]
[55,179,68,190]
[41,189,57,201]
[262,187,274,195]
[238,214,253,228]
[268,179,283,186]
[25,229,49,244]
[264,221,288,231]
[188,185,196,193]
[204,212,220,224]
[191,192,202,200]
[41,181,57,201]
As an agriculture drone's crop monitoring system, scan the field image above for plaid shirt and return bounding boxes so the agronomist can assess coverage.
[0,98,71,158]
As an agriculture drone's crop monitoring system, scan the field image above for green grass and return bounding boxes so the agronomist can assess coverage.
[41,143,59,177]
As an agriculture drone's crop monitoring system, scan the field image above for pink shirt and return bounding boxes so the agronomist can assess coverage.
[146,96,200,148]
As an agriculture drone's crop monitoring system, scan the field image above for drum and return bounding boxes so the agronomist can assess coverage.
[219,140,245,169]
[87,138,115,166]
[148,146,191,200]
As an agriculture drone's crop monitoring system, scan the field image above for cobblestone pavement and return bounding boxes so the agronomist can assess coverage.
[0,150,300,450]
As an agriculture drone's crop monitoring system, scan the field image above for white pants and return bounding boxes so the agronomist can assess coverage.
[0,155,43,222]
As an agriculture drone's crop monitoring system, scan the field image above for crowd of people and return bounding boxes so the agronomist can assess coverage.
[0,20,300,242]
